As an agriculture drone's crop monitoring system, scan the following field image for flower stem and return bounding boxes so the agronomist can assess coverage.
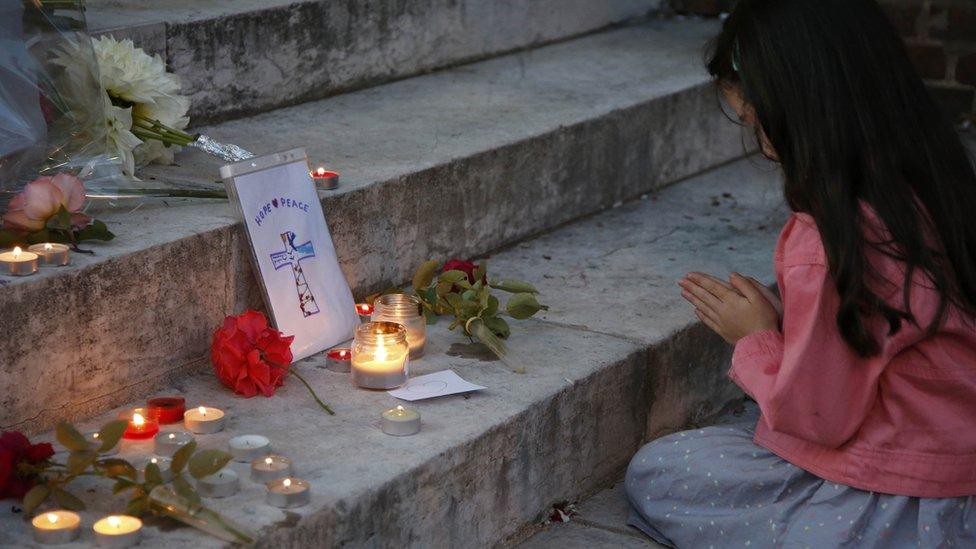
[289,368,335,415]
[131,114,198,147]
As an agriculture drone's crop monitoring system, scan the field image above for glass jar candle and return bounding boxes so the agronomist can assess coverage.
[371,294,427,359]
[351,321,409,389]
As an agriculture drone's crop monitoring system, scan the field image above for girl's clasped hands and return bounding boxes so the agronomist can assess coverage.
[678,272,781,344]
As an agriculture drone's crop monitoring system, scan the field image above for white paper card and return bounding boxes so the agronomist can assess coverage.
[222,148,359,361]
[387,370,487,401]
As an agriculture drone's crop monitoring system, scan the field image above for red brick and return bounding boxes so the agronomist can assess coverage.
[958,52,976,86]
[907,43,948,80]
[882,3,922,36]
[931,6,976,42]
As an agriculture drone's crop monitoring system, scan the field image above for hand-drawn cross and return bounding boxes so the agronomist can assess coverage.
[270,231,320,317]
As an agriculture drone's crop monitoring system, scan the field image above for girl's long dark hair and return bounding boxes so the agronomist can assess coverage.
[707,0,976,356]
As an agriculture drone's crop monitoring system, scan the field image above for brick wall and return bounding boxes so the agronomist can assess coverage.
[667,0,976,124]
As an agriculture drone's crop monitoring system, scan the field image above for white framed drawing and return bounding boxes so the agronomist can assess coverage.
[221,148,358,361]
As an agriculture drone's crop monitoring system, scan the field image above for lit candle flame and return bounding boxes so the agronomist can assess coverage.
[132,412,145,426]
[283,478,292,488]
[376,345,388,362]
[340,350,348,358]
[168,433,175,439]
[44,243,52,251]
[46,513,58,524]
[151,458,158,464]
[396,405,404,411]
[316,167,326,176]
[198,406,206,416]
[108,516,121,529]
[265,457,273,465]
[92,432,100,439]
[12,246,21,258]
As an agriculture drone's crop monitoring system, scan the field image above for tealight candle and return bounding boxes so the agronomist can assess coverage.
[84,430,119,456]
[372,293,427,359]
[0,246,38,276]
[251,454,293,482]
[28,243,70,267]
[93,515,142,548]
[183,406,225,434]
[147,396,186,424]
[120,408,159,440]
[310,166,339,190]
[355,302,374,323]
[351,321,409,390]
[325,347,352,373]
[153,431,194,456]
[228,434,271,462]
[138,456,174,483]
[32,510,80,544]
[266,477,310,508]
[196,468,240,498]
[381,405,421,436]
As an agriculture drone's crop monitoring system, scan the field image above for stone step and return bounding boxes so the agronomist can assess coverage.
[87,0,660,124]
[1,156,787,548]
[0,19,749,434]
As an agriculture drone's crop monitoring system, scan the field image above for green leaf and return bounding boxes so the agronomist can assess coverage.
[45,206,72,231]
[112,478,138,494]
[484,295,500,318]
[188,449,232,480]
[144,462,163,486]
[459,299,481,320]
[170,440,196,474]
[461,289,476,302]
[435,280,455,297]
[56,422,89,452]
[67,450,96,476]
[75,219,115,242]
[439,270,467,284]
[126,495,148,517]
[412,259,441,290]
[506,293,549,319]
[52,488,85,511]
[97,458,136,480]
[483,316,511,339]
[22,484,50,514]
[444,292,463,311]
[172,475,201,505]
[474,262,487,285]
[490,279,539,294]
[96,420,128,453]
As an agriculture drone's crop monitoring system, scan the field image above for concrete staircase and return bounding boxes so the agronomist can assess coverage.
[0,3,788,547]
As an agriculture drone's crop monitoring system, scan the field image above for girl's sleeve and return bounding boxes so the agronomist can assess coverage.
[727,262,887,448]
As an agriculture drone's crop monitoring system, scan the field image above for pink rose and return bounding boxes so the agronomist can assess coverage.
[3,174,91,232]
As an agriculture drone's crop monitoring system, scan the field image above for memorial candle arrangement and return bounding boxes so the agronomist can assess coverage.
[351,321,409,389]
[372,293,427,359]
[0,246,38,276]
[27,243,70,267]
[32,511,80,544]
[121,408,159,440]
[93,515,142,548]
[266,477,310,508]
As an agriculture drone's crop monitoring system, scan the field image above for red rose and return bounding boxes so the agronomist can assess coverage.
[210,310,294,398]
[0,431,54,499]
[442,259,487,287]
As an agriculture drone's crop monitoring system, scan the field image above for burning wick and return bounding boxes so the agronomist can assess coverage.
[132,413,145,426]
[46,513,58,525]
[12,246,21,258]
[198,406,207,416]
[283,478,292,488]
[108,516,121,529]
[315,167,326,177]
[44,243,53,251]
[265,457,273,465]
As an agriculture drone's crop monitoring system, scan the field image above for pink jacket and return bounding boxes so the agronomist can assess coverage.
[730,212,976,497]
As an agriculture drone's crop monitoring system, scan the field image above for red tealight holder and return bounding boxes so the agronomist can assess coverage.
[147,396,186,424]
[310,167,340,190]
[326,347,352,373]
[355,303,374,323]
[120,407,159,440]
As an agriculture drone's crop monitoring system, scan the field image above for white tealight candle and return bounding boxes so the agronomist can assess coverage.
[196,468,240,498]
[32,511,80,544]
[84,430,119,456]
[228,434,271,462]
[0,246,38,276]
[93,515,142,548]
[265,477,310,508]
[381,405,421,436]
[183,406,225,434]
[153,430,194,456]
[28,242,70,267]
[251,454,293,482]
[138,456,174,483]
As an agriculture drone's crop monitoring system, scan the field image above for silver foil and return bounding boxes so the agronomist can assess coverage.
[189,135,255,162]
